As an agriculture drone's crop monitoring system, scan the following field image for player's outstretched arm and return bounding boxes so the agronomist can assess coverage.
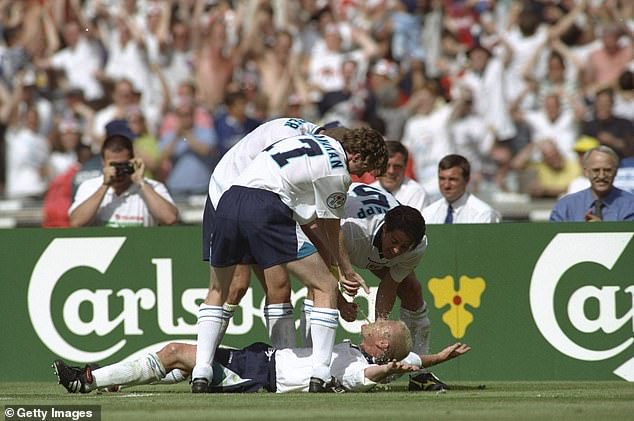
[421,343,471,368]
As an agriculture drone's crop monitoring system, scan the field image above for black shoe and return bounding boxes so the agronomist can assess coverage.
[191,378,209,393]
[52,360,93,394]
[308,376,346,393]
[408,372,448,391]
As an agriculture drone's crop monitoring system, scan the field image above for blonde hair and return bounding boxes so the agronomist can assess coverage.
[377,320,412,363]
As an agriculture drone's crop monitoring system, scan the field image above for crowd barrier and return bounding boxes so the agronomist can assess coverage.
[1,223,632,382]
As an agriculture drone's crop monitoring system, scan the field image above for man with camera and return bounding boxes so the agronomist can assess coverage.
[69,133,178,227]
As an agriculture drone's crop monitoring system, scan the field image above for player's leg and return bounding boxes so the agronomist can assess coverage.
[286,253,339,392]
[398,273,447,391]
[300,289,315,347]
[192,187,253,392]
[191,264,235,392]
[262,265,295,348]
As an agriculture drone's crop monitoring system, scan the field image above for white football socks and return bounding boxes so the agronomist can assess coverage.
[264,303,295,348]
[92,353,166,390]
[299,299,313,347]
[192,304,228,381]
[309,307,338,381]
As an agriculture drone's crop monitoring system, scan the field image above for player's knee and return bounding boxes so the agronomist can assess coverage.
[158,342,182,361]
[227,284,248,304]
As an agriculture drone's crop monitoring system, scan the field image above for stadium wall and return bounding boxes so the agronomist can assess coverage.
[1,224,633,382]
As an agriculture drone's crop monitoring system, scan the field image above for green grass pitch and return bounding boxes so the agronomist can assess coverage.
[2,381,634,420]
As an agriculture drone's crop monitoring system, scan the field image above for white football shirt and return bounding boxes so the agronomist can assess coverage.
[208,118,320,207]
[342,183,427,283]
[234,133,351,224]
[275,343,377,393]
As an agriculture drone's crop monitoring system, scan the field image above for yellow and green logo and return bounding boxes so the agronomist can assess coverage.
[428,275,486,339]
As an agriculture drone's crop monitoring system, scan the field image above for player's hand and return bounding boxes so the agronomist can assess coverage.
[340,270,370,296]
[383,360,419,376]
[437,343,471,363]
[337,293,358,322]
[584,211,601,222]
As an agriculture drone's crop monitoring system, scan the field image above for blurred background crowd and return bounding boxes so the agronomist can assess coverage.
[0,0,632,224]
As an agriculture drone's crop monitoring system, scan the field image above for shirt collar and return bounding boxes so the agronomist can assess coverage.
[446,192,469,210]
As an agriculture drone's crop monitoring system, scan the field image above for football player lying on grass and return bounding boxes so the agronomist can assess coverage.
[53,320,470,393]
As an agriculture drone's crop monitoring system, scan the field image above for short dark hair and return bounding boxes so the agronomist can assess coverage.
[439,154,470,180]
[385,141,408,162]
[101,134,134,158]
[384,205,425,247]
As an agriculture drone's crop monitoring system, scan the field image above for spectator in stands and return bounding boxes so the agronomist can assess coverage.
[567,135,601,195]
[613,70,634,121]
[48,119,82,180]
[307,21,379,117]
[195,15,237,111]
[213,91,261,157]
[128,108,162,181]
[69,133,177,227]
[371,141,430,214]
[400,81,453,201]
[161,19,194,101]
[4,106,49,199]
[510,139,581,199]
[42,144,92,228]
[447,87,495,190]
[583,23,633,97]
[581,88,634,159]
[159,98,217,197]
[92,78,139,149]
[36,20,104,104]
[550,146,634,222]
[423,154,500,223]
[158,80,212,138]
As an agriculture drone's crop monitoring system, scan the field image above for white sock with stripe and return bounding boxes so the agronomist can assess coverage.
[93,353,166,390]
[192,304,228,381]
[264,303,295,348]
[299,299,313,347]
[310,307,339,381]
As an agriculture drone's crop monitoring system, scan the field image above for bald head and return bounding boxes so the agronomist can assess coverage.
[360,320,412,362]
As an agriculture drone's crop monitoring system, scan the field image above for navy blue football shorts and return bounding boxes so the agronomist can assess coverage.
[210,186,316,269]
[209,342,277,393]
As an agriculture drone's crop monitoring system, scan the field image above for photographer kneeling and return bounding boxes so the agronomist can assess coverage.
[69,133,178,227]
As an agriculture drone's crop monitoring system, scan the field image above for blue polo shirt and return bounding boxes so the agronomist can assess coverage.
[550,187,634,222]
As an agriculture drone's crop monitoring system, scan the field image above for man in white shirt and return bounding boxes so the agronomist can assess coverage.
[53,319,470,394]
[192,126,388,393]
[370,141,430,214]
[423,155,500,224]
[68,133,178,227]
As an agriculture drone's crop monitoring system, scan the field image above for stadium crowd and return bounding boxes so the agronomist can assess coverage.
[0,0,632,224]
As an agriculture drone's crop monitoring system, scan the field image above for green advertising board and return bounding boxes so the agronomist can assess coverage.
[0,223,632,382]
